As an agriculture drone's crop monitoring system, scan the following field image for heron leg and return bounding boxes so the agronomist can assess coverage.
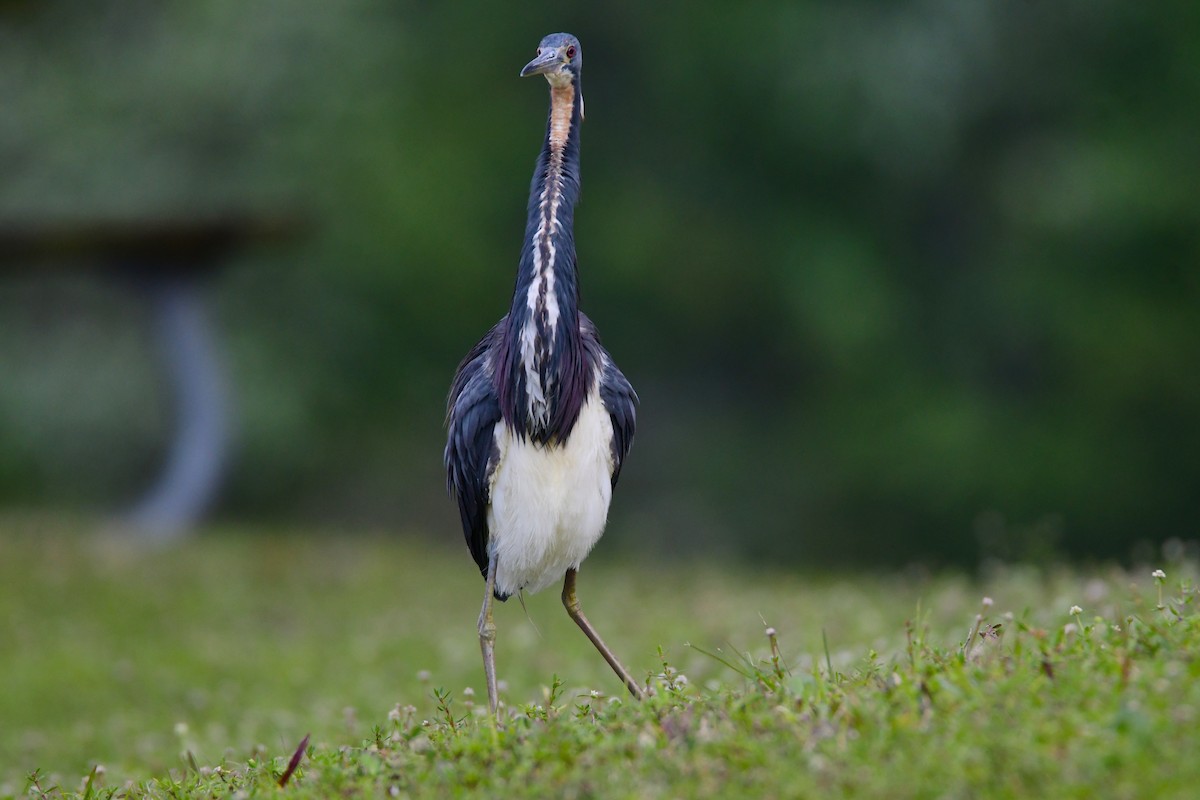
[561,568,645,700]
[477,554,500,716]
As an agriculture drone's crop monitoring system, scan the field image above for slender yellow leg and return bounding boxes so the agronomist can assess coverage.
[561,568,645,700]
[477,555,500,716]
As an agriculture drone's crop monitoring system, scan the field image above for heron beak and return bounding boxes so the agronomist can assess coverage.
[520,47,564,77]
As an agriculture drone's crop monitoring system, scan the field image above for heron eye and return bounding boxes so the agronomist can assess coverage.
[536,48,543,55]
[566,45,577,59]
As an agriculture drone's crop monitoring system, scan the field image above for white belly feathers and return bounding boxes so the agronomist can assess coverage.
[487,391,614,597]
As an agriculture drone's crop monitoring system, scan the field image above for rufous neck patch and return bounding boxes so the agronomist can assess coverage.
[548,83,575,151]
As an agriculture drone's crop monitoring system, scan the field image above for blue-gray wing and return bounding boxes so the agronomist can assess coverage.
[598,351,638,488]
[445,322,504,578]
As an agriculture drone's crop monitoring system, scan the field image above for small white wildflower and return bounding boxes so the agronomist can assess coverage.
[174,722,188,737]
[416,670,431,682]
[589,690,602,698]
[982,597,994,608]
[388,705,402,722]
[1152,569,1166,580]
[637,727,657,749]
[462,687,475,698]
[1069,605,1083,616]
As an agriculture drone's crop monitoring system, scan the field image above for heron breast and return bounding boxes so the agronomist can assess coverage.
[487,392,614,597]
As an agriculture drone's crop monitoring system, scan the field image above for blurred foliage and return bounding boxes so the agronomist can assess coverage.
[0,1,1196,564]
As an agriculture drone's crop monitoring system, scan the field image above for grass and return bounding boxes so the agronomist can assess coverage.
[1,519,1197,797]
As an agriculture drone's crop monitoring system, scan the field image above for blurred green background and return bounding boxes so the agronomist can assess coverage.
[0,1,1196,565]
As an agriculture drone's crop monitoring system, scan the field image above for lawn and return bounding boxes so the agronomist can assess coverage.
[1,519,1196,797]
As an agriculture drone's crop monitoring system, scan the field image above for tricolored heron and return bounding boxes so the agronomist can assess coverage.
[445,33,643,715]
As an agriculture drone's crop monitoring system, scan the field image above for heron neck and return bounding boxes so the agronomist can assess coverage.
[500,75,588,443]
[516,76,583,319]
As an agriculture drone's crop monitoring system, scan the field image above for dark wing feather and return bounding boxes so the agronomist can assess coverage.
[445,321,504,578]
[597,351,638,488]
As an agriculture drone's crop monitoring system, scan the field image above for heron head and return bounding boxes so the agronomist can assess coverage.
[520,33,581,86]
